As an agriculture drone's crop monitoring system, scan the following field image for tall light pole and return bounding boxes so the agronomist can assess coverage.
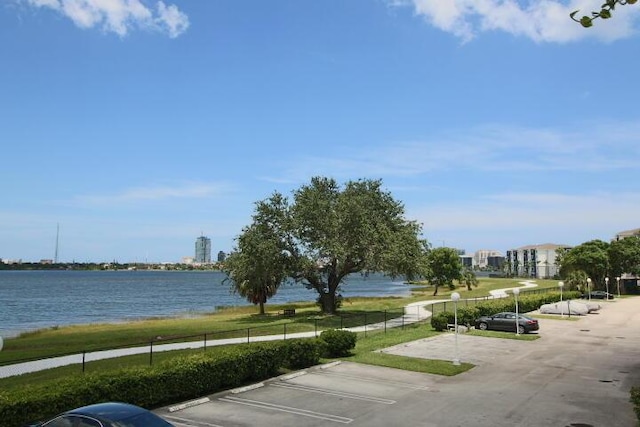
[587,278,592,301]
[616,276,621,298]
[605,277,610,300]
[513,287,520,335]
[451,292,461,366]
[559,281,564,318]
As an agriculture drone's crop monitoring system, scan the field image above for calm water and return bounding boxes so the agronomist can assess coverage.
[0,270,410,338]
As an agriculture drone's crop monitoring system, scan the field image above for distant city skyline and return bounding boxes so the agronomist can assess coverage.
[1,1,639,263]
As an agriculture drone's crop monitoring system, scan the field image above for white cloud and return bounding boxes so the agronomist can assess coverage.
[270,121,640,183]
[409,191,640,251]
[73,182,231,206]
[391,0,639,43]
[25,0,189,38]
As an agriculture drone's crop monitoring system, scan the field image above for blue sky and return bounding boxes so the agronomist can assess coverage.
[1,0,639,263]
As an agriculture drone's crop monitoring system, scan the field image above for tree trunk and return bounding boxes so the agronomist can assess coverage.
[319,292,336,314]
[432,285,439,296]
[259,302,265,315]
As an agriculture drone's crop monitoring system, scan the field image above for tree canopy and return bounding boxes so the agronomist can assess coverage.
[571,0,637,27]
[557,236,640,293]
[558,240,610,289]
[227,177,427,314]
[609,236,640,278]
[222,218,290,314]
[424,247,462,296]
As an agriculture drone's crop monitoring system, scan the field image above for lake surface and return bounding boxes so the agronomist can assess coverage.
[0,270,411,338]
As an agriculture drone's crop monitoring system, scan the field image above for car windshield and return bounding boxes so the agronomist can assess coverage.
[112,412,172,427]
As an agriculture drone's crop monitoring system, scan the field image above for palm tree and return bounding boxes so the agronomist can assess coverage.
[459,269,479,291]
[223,223,289,315]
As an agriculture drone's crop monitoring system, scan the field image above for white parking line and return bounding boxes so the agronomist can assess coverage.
[218,396,353,424]
[164,414,226,427]
[271,382,396,404]
[315,370,430,390]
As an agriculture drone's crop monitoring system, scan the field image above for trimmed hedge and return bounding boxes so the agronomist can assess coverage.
[0,338,325,427]
[430,291,581,331]
[320,329,357,357]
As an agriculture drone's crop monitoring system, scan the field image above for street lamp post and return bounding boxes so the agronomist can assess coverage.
[559,281,564,318]
[513,287,520,335]
[616,276,621,298]
[605,277,610,300]
[587,278,592,301]
[451,292,461,366]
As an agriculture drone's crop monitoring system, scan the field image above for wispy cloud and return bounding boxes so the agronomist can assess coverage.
[270,121,640,182]
[410,191,640,250]
[73,182,232,206]
[389,0,639,43]
[24,0,189,38]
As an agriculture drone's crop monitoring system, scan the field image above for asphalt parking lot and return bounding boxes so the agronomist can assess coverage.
[156,297,640,427]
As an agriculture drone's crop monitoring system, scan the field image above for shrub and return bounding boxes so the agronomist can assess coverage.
[432,291,582,331]
[430,312,450,331]
[279,338,323,369]
[0,343,286,427]
[630,386,640,420]
[319,329,357,357]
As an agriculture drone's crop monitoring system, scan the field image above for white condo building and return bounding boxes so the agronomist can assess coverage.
[505,243,571,279]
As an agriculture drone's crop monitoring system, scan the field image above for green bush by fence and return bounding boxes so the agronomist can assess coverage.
[0,338,331,427]
[320,329,357,357]
[430,292,581,331]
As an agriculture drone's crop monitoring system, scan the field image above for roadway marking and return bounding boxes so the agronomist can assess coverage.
[218,396,353,424]
[314,370,430,390]
[164,415,225,427]
[271,382,396,404]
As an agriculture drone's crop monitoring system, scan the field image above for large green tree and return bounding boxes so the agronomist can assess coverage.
[425,247,462,296]
[223,220,290,315]
[609,236,640,278]
[558,240,610,290]
[231,177,427,314]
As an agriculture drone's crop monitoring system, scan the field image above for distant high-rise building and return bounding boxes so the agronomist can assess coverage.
[195,235,211,263]
[217,251,226,262]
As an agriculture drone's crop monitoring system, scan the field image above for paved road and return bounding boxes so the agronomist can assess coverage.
[156,296,640,427]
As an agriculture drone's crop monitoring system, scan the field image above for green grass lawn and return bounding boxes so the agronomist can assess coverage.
[0,277,555,364]
[0,322,475,393]
[1,277,552,368]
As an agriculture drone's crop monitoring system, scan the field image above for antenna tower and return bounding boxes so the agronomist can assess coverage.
[54,223,60,263]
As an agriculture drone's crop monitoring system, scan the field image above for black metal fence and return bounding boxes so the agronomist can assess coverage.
[0,286,561,375]
[0,307,410,374]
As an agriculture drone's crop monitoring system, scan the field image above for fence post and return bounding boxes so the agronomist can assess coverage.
[284,323,287,340]
[247,328,250,344]
[82,351,86,373]
[149,341,153,366]
[315,319,318,337]
[340,315,343,330]
[204,333,207,352]
[384,310,387,333]
[364,313,367,337]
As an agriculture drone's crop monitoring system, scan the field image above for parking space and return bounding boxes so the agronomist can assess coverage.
[157,361,437,427]
[156,298,640,427]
